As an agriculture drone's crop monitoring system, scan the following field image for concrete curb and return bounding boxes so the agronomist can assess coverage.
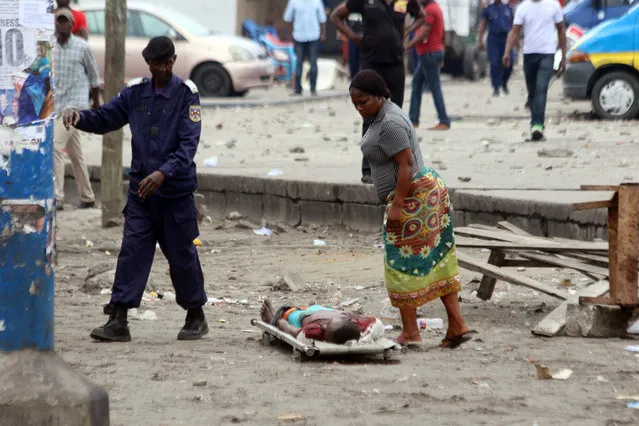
[200,92,346,109]
[64,164,608,240]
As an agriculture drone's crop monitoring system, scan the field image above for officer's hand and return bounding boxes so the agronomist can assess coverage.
[476,39,485,51]
[138,171,166,199]
[351,33,363,46]
[63,111,81,130]
[557,57,567,76]
[502,54,511,69]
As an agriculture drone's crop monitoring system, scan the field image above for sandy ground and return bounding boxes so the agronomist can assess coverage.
[53,208,639,426]
[76,71,639,190]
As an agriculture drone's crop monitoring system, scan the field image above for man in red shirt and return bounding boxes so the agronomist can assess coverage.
[56,0,88,40]
[405,0,450,130]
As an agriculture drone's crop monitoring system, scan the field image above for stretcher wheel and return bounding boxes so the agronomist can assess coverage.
[292,349,308,363]
[261,332,273,346]
[383,349,394,361]
[399,346,408,354]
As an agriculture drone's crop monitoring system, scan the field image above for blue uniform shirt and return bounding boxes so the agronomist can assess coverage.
[482,2,513,36]
[76,74,201,198]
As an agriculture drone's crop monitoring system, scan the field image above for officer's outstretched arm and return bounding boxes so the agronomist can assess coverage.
[158,93,201,179]
[75,89,131,135]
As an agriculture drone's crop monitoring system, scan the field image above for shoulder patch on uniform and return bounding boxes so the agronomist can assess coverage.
[183,79,199,94]
[189,105,202,122]
[127,77,147,88]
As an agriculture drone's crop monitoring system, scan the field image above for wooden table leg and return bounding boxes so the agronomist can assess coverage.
[608,205,619,299]
[614,184,639,306]
[477,250,505,301]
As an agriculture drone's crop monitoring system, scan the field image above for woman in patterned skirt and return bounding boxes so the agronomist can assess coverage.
[349,69,474,348]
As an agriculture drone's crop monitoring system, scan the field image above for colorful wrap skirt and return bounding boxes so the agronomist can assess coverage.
[383,167,462,308]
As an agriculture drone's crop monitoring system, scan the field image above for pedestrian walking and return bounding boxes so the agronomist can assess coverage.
[331,0,425,184]
[503,0,566,141]
[348,70,474,348]
[63,37,209,343]
[283,0,327,95]
[477,0,515,97]
[346,12,363,79]
[406,0,450,130]
[56,0,89,40]
[53,8,100,210]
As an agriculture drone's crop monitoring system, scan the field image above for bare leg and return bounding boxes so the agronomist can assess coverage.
[397,307,422,344]
[440,292,469,339]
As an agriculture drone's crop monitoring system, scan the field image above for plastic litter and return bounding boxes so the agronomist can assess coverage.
[534,363,573,380]
[417,318,444,329]
[202,216,213,225]
[380,299,400,321]
[383,324,394,331]
[100,289,112,295]
[85,240,94,248]
[624,345,639,353]
[162,291,176,302]
[203,157,218,168]
[130,309,158,321]
[193,238,202,247]
[267,169,283,177]
[627,319,639,334]
[253,227,273,237]
[628,402,639,409]
[313,239,327,247]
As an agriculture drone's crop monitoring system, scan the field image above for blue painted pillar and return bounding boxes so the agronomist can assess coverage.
[0,120,56,351]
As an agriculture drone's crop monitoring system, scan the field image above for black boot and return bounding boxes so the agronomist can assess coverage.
[90,304,131,342]
[177,307,208,341]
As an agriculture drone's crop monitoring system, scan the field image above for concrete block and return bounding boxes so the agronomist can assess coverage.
[337,184,380,205]
[225,191,263,222]
[263,195,301,227]
[287,180,338,201]
[461,211,505,227]
[299,200,342,226]
[565,303,632,338]
[343,203,384,233]
[0,351,109,425]
[451,210,466,228]
[506,216,545,237]
[263,178,289,197]
[197,173,243,193]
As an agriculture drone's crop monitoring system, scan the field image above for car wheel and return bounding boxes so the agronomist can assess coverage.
[192,63,232,98]
[591,71,639,120]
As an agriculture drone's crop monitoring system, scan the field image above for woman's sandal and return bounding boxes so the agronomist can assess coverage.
[392,337,423,348]
[439,330,478,349]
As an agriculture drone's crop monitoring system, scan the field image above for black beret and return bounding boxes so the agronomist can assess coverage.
[142,36,175,61]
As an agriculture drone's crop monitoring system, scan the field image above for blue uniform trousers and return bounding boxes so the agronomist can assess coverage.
[111,192,207,310]
[487,33,514,91]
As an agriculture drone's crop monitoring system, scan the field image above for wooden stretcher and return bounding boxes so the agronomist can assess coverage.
[251,319,407,362]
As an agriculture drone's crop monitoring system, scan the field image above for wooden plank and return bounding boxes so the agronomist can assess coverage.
[579,296,618,305]
[572,199,617,211]
[456,252,568,300]
[455,227,559,246]
[532,281,609,337]
[477,250,506,301]
[614,184,639,305]
[501,259,553,268]
[580,185,619,191]
[497,221,532,236]
[562,252,611,267]
[516,252,609,277]
[455,237,608,252]
[608,205,619,296]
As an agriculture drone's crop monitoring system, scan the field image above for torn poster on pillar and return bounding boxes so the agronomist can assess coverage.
[0,200,46,235]
[13,123,45,153]
[0,126,10,172]
[18,0,55,30]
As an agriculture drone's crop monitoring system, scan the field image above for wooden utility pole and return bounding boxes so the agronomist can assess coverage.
[101,0,127,227]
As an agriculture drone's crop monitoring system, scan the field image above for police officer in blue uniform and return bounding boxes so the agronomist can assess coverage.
[63,36,209,342]
[477,0,515,97]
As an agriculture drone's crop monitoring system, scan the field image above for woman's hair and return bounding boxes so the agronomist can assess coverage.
[349,69,391,99]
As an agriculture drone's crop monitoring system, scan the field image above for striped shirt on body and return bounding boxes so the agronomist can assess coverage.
[361,101,425,202]
[54,35,101,115]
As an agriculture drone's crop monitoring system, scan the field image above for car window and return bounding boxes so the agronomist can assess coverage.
[83,10,138,36]
[138,12,177,38]
[607,0,631,6]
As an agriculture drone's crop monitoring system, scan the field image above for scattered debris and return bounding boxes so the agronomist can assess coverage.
[289,146,305,154]
[458,176,472,183]
[130,309,158,321]
[225,140,237,149]
[227,211,243,220]
[100,289,112,295]
[624,345,639,353]
[193,381,208,387]
[278,414,304,422]
[628,402,639,409]
[203,157,219,168]
[193,238,202,247]
[267,169,283,177]
[202,216,213,225]
[313,239,327,247]
[537,148,574,158]
[253,227,273,237]
[162,291,177,302]
[340,298,360,307]
[534,363,573,380]
[627,319,639,334]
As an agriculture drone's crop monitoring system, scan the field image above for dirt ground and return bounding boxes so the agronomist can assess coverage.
[53,208,639,426]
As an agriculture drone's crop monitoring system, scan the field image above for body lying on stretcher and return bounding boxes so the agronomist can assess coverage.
[260,300,385,345]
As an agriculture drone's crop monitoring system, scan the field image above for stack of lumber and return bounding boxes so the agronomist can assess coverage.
[453,221,612,337]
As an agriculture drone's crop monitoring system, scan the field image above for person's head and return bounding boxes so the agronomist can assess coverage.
[324,319,361,344]
[349,70,391,119]
[37,41,48,58]
[142,36,177,84]
[56,0,70,8]
[55,8,74,39]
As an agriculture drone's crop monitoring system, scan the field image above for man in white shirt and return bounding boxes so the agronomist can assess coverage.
[503,0,566,141]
